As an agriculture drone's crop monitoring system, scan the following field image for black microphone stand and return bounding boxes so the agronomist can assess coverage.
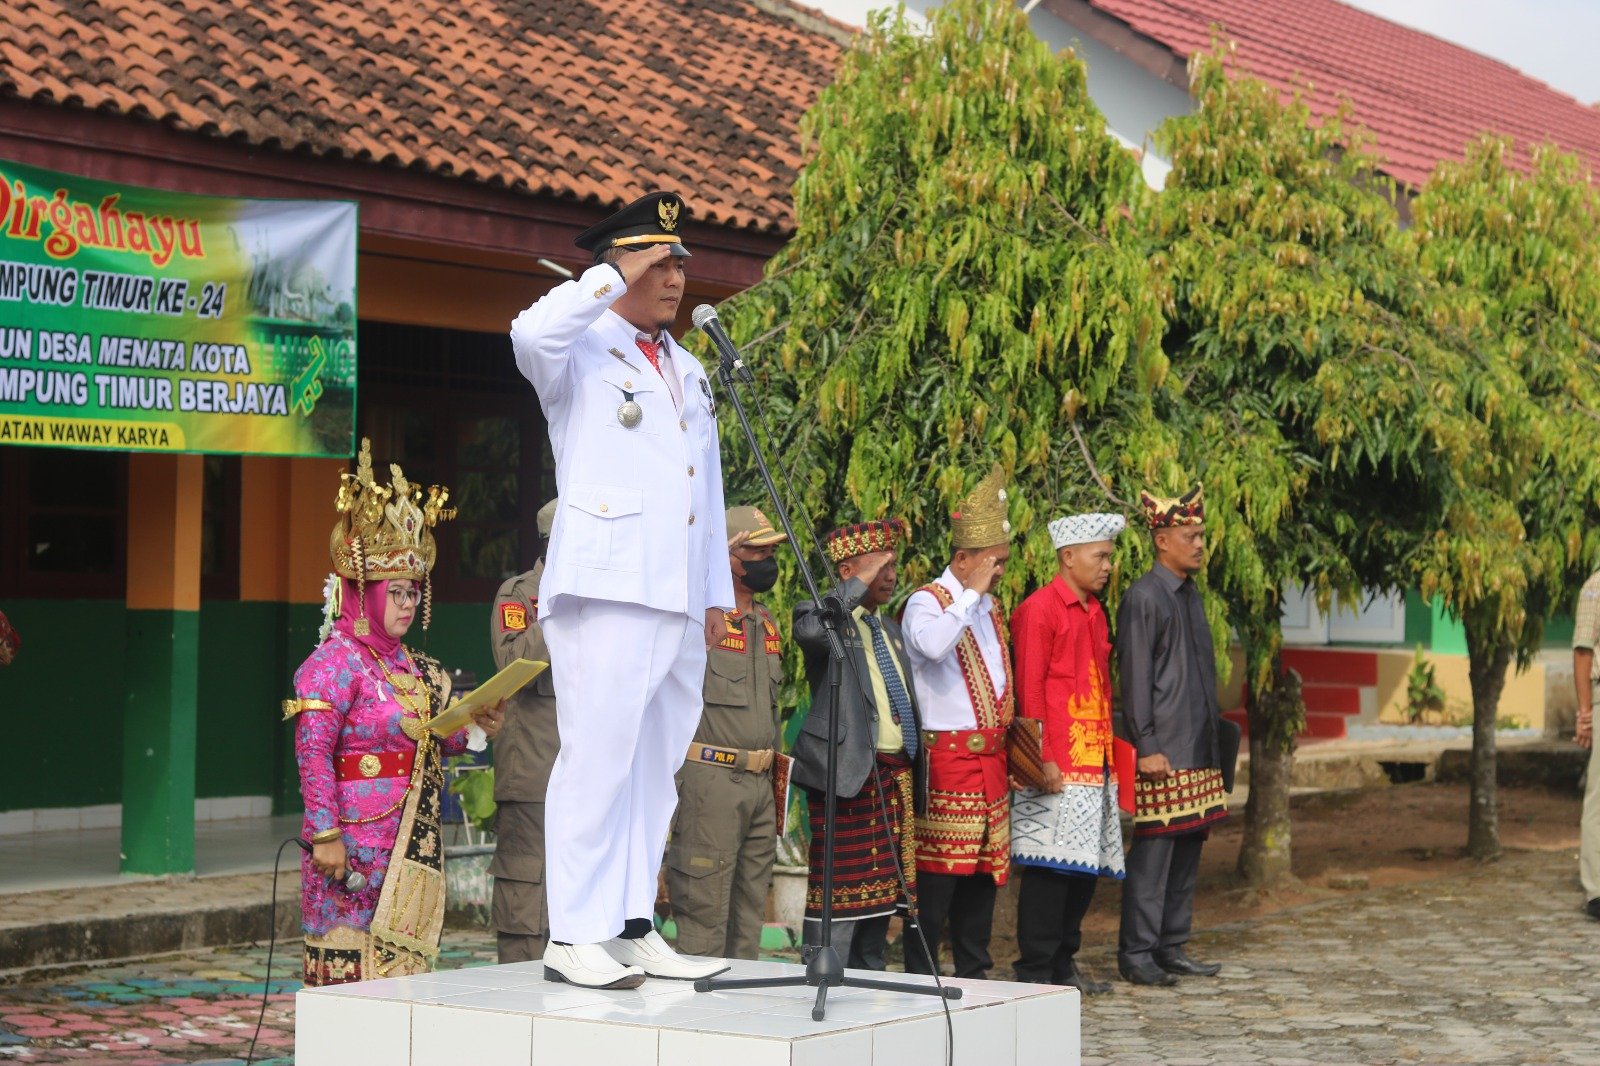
[692,342,960,1021]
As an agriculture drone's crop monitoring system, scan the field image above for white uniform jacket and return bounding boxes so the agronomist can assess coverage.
[510,264,736,620]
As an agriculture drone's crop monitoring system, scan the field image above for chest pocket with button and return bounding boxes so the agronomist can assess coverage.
[599,372,662,438]
[704,646,749,708]
[564,483,643,571]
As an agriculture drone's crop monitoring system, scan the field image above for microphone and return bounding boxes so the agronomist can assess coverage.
[294,837,369,892]
[692,304,753,383]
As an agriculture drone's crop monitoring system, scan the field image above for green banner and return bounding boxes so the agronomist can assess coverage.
[0,157,356,456]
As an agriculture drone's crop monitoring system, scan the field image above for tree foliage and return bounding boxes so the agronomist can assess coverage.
[716,0,1165,616]
[1410,138,1600,857]
[1144,49,1499,882]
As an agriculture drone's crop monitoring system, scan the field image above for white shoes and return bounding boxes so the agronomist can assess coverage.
[543,941,646,989]
[603,930,730,981]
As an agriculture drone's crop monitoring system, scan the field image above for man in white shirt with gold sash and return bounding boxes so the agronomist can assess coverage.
[901,464,1014,979]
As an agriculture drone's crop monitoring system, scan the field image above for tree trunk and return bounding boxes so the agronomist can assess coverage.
[1236,655,1302,887]
[1463,622,1512,860]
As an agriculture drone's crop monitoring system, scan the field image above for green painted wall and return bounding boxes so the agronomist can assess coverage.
[122,608,198,874]
[1,598,495,815]
[0,599,127,812]
[1403,590,1432,647]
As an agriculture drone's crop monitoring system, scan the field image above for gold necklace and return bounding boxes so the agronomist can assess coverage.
[338,646,433,826]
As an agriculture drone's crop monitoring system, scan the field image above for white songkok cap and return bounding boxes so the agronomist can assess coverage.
[1048,512,1126,550]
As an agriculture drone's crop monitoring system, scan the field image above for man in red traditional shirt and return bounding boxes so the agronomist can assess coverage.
[1009,511,1127,994]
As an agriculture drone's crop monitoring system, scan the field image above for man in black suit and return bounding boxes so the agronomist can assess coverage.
[1116,485,1228,986]
[791,519,923,971]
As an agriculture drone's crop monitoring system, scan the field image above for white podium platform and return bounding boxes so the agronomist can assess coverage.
[296,958,1079,1066]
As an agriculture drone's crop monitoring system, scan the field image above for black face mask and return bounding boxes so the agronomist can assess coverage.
[738,556,779,593]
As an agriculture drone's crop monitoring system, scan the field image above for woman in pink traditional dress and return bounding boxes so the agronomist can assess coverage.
[284,439,504,986]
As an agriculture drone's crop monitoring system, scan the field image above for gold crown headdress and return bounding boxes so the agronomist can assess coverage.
[329,438,457,633]
[951,464,1011,550]
[1140,484,1205,529]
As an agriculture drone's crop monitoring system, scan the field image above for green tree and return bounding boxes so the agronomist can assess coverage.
[1144,50,1495,885]
[1410,137,1600,859]
[713,0,1166,610]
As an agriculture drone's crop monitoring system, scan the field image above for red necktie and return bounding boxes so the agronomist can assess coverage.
[636,338,665,380]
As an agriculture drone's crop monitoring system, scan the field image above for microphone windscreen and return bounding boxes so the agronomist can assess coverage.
[691,304,719,330]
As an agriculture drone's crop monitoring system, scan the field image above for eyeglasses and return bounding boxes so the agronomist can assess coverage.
[387,586,422,607]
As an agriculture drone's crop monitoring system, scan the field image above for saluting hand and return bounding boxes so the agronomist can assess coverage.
[961,553,1003,595]
[615,244,674,287]
[853,550,894,586]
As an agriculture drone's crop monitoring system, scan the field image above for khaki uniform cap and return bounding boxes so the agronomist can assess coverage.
[536,498,559,536]
[726,505,787,546]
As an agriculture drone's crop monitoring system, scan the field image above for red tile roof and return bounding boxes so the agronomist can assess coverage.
[1085,0,1600,187]
[0,0,845,233]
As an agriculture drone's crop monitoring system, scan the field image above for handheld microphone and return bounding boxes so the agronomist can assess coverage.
[294,837,368,892]
[692,304,754,383]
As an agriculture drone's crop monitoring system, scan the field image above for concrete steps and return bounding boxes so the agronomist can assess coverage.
[1225,648,1381,742]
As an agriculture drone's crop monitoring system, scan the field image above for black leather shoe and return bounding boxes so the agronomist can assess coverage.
[1586,897,1600,920]
[1061,961,1113,995]
[1118,960,1179,987]
[1155,949,1221,977]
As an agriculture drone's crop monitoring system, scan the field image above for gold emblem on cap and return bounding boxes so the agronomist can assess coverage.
[659,199,680,232]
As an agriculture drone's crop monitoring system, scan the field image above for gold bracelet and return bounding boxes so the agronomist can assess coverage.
[309,827,343,844]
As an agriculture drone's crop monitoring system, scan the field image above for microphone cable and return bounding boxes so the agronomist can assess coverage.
[245,836,300,1065]
[726,334,957,1066]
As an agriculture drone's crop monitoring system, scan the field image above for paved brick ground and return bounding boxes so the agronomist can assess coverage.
[0,847,1594,1064]
[1076,847,1600,1065]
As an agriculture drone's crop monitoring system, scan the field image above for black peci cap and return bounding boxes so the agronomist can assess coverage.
[573,191,692,259]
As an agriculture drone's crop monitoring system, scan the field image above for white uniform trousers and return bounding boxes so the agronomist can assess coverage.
[543,597,706,944]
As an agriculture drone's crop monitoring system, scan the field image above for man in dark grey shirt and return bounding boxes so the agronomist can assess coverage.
[1115,485,1228,986]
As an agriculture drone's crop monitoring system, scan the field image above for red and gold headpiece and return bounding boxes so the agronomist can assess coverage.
[823,518,909,564]
[1140,484,1205,529]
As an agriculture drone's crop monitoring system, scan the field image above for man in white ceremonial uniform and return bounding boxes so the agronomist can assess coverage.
[509,191,735,989]
[902,464,1015,979]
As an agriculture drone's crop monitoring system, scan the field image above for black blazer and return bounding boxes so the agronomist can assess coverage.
[790,576,924,801]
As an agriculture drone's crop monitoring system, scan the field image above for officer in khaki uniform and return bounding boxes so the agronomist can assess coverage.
[489,498,563,962]
[666,506,788,959]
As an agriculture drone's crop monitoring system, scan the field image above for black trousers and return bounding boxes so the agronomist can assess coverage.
[1118,830,1204,968]
[1013,865,1099,983]
[802,914,890,971]
[903,872,998,979]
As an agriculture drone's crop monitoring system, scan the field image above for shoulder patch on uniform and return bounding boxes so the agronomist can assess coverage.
[501,602,529,632]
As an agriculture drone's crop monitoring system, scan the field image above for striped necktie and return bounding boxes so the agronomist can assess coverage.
[863,613,919,759]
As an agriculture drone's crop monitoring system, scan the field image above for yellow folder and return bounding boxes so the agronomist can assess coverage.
[428,657,548,736]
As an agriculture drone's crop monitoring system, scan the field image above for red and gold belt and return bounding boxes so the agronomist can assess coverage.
[921,727,1006,755]
[336,750,415,781]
